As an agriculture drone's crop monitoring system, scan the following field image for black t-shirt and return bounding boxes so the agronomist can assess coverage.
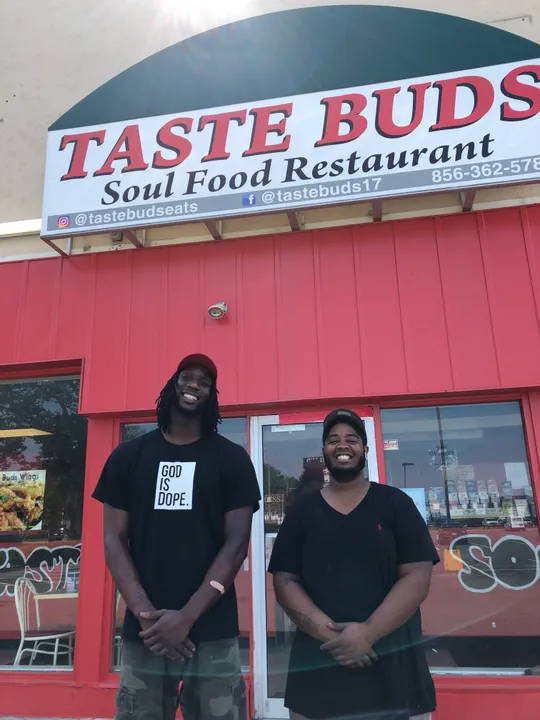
[92,429,261,643]
[268,482,440,720]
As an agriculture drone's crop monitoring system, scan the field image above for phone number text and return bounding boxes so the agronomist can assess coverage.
[431,157,540,184]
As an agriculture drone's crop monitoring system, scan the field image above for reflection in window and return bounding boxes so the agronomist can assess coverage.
[112,418,250,671]
[0,377,87,669]
[381,401,539,671]
[262,422,325,699]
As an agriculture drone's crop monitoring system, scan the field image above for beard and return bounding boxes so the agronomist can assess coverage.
[323,450,366,484]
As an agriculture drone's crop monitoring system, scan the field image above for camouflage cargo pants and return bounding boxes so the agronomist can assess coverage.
[116,638,246,720]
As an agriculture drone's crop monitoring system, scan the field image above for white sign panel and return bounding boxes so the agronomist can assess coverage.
[153,461,195,510]
[42,58,540,237]
[401,487,428,524]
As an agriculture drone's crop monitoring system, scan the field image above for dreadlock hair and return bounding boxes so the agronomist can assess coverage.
[156,367,221,436]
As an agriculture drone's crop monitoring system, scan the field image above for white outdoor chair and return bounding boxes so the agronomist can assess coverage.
[13,576,75,667]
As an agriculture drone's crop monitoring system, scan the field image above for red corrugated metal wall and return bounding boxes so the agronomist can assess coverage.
[3,205,540,718]
[2,205,540,411]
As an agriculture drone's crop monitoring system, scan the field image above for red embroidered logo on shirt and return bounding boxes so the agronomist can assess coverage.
[377,524,382,531]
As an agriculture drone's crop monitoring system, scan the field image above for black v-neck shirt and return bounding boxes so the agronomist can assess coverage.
[268,482,439,720]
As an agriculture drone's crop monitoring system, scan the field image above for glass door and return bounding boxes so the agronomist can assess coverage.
[250,412,378,720]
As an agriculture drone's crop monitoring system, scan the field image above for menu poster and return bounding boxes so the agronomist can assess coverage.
[428,486,448,519]
[0,470,47,532]
[458,465,475,481]
[476,479,489,505]
[264,494,284,525]
[504,462,530,490]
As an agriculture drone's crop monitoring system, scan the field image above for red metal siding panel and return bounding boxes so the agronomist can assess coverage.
[54,256,95,360]
[163,244,204,380]
[239,239,279,405]
[124,248,168,411]
[314,228,363,399]
[521,205,540,336]
[200,242,240,405]
[352,223,408,396]
[436,214,500,390]
[3,204,540,414]
[83,251,133,413]
[74,417,115,683]
[18,259,62,362]
[481,209,540,387]
[275,233,321,401]
[394,218,454,394]
[0,261,25,364]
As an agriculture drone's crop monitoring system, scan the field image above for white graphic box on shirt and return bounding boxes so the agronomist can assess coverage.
[154,461,195,510]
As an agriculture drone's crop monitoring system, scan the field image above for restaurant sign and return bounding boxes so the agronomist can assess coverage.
[42,58,540,238]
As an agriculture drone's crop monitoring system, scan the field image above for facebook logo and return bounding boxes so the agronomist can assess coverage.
[242,193,257,207]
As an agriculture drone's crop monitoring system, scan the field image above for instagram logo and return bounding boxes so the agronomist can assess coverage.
[57,215,70,229]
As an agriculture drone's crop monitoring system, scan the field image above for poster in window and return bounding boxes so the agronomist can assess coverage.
[264,494,284,525]
[504,462,529,490]
[0,470,47,532]
[402,488,428,524]
[303,455,330,484]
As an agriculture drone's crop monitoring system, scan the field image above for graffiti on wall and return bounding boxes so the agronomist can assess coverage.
[2,536,540,597]
[449,534,540,593]
[0,544,80,596]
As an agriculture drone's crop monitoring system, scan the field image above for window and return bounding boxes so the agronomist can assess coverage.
[112,418,251,671]
[0,377,87,669]
[381,401,540,672]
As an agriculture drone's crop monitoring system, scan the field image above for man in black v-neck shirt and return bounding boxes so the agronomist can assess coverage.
[269,409,439,720]
[92,354,261,720]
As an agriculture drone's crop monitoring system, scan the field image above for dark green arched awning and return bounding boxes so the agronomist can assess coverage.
[50,5,540,131]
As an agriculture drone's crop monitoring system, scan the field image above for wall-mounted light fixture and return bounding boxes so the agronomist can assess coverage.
[208,302,228,319]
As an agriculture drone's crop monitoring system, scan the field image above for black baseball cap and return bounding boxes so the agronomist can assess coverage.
[178,354,218,381]
[323,409,367,445]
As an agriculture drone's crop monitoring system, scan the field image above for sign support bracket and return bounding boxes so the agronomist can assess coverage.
[41,237,69,257]
[372,200,383,223]
[461,189,476,212]
[286,211,303,232]
[205,220,223,240]
[122,229,146,248]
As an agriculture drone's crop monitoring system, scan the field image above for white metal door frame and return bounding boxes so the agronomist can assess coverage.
[249,414,378,720]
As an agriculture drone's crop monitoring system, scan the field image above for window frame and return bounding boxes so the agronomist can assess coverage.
[0,362,90,685]
[377,392,540,676]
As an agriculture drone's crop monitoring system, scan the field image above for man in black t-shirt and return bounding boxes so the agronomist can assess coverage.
[269,409,439,720]
[93,354,261,720]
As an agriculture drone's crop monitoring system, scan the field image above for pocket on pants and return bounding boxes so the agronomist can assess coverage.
[116,686,135,719]
[208,676,246,720]
[183,673,246,720]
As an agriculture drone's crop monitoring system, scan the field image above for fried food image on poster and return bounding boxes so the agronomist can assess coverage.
[0,470,46,532]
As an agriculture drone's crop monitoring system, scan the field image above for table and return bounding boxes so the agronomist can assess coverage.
[35,592,78,601]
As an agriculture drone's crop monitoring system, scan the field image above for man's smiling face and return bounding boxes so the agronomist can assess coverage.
[323,422,368,483]
[175,364,212,414]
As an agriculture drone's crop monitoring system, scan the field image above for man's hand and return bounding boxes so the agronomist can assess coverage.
[139,615,181,660]
[139,609,195,660]
[321,622,378,668]
[139,616,155,633]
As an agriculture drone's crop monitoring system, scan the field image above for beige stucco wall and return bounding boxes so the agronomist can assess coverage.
[0,0,539,225]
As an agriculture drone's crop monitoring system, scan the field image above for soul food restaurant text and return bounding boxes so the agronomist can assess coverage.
[3,5,540,720]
